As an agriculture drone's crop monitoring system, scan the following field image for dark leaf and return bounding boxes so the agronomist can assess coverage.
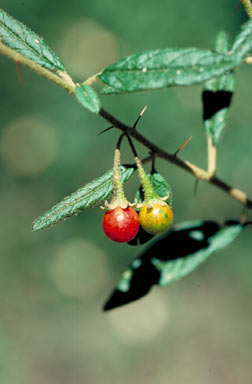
[203,31,236,145]
[104,220,242,310]
[32,165,135,232]
[99,47,240,94]
[127,226,154,246]
[0,8,64,71]
[75,84,101,114]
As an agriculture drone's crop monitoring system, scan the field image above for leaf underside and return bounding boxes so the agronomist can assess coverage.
[32,165,135,232]
[104,220,242,310]
[0,8,64,71]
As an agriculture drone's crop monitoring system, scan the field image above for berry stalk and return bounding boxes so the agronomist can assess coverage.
[111,148,128,208]
[134,156,159,203]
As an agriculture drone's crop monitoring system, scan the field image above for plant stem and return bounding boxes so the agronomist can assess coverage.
[112,148,127,205]
[207,136,217,176]
[84,72,101,86]
[241,0,252,17]
[244,56,252,63]
[1,41,251,209]
[134,157,157,202]
[0,41,75,94]
[99,108,252,209]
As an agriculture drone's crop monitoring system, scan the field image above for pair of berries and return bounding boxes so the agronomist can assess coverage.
[102,149,173,243]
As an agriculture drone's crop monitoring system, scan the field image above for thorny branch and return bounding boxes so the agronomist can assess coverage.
[0,40,252,209]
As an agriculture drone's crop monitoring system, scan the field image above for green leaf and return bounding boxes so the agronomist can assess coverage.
[203,31,236,145]
[0,8,64,71]
[32,165,135,232]
[100,85,121,95]
[75,84,101,114]
[153,222,243,287]
[99,48,240,94]
[135,171,172,207]
[231,18,252,59]
[103,220,243,310]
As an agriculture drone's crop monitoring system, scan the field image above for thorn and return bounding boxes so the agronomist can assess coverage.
[140,105,148,117]
[149,151,156,173]
[133,105,148,129]
[15,61,24,84]
[98,126,114,136]
[173,136,192,157]
[240,205,248,225]
[232,0,241,16]
[194,179,199,197]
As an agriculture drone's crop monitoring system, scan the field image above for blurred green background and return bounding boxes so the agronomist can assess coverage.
[0,1,252,383]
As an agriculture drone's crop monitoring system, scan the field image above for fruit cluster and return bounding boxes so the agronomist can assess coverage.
[102,147,173,243]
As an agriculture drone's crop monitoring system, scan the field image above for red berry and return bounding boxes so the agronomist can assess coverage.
[103,206,140,243]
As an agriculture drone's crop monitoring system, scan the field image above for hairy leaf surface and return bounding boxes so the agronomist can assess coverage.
[99,48,240,94]
[32,166,135,231]
[0,8,64,70]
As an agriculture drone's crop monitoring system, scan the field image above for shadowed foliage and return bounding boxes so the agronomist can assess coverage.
[104,220,243,310]
[202,90,233,121]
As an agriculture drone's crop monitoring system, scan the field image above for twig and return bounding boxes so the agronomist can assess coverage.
[207,136,217,176]
[99,108,252,208]
[0,41,75,94]
[244,56,252,63]
[1,40,252,209]
[84,72,101,86]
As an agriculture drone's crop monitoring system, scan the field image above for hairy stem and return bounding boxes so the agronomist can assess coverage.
[111,149,128,205]
[0,41,75,94]
[241,0,252,17]
[135,157,157,202]
[84,72,101,86]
